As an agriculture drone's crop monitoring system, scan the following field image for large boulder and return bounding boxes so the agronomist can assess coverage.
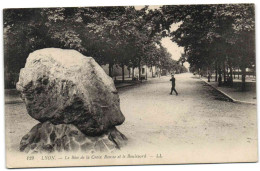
[16,48,125,135]
[20,121,127,154]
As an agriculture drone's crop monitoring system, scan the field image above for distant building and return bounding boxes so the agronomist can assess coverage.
[101,64,161,80]
[101,64,130,77]
[130,65,159,80]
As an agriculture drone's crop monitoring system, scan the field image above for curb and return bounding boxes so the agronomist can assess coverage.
[116,83,137,89]
[200,79,256,105]
[115,82,141,89]
[5,100,23,104]
[115,79,152,89]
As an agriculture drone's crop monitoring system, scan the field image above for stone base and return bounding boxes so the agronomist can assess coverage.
[20,121,127,154]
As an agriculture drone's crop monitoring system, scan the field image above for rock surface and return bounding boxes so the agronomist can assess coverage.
[16,48,125,135]
[20,121,127,154]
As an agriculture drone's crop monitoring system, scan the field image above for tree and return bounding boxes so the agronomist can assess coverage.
[161,4,255,91]
[4,6,168,86]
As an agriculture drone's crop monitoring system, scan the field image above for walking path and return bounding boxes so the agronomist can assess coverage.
[200,77,256,105]
[4,76,159,104]
[117,73,257,163]
[5,73,257,164]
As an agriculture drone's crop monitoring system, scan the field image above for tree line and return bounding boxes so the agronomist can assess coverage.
[4,5,255,91]
[161,4,255,91]
[4,6,187,88]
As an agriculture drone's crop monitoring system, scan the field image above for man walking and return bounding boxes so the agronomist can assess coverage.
[170,74,178,95]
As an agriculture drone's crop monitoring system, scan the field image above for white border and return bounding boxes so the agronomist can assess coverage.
[0,0,258,8]
[0,0,259,171]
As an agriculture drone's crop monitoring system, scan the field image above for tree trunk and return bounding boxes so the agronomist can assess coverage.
[128,68,131,78]
[241,65,246,91]
[218,67,222,86]
[132,67,135,80]
[215,62,218,82]
[121,64,125,83]
[223,62,226,84]
[229,66,233,86]
[146,65,148,80]
[253,65,256,78]
[138,57,141,81]
[207,67,210,82]
[151,65,154,77]
[108,63,113,77]
[238,68,240,79]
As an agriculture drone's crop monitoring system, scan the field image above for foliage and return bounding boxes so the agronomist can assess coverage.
[161,4,255,90]
[4,6,184,87]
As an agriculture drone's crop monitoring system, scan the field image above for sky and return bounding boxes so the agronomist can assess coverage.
[161,37,184,61]
[161,37,190,69]
[161,23,190,69]
[136,6,190,69]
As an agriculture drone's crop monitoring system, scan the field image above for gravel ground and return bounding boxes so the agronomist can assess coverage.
[5,73,257,164]
[117,73,257,162]
[201,77,256,103]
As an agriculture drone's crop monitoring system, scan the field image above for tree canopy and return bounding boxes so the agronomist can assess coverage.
[4,4,254,90]
[161,4,255,90]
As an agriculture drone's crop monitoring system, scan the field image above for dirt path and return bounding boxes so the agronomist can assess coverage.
[5,73,257,163]
[117,73,257,163]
